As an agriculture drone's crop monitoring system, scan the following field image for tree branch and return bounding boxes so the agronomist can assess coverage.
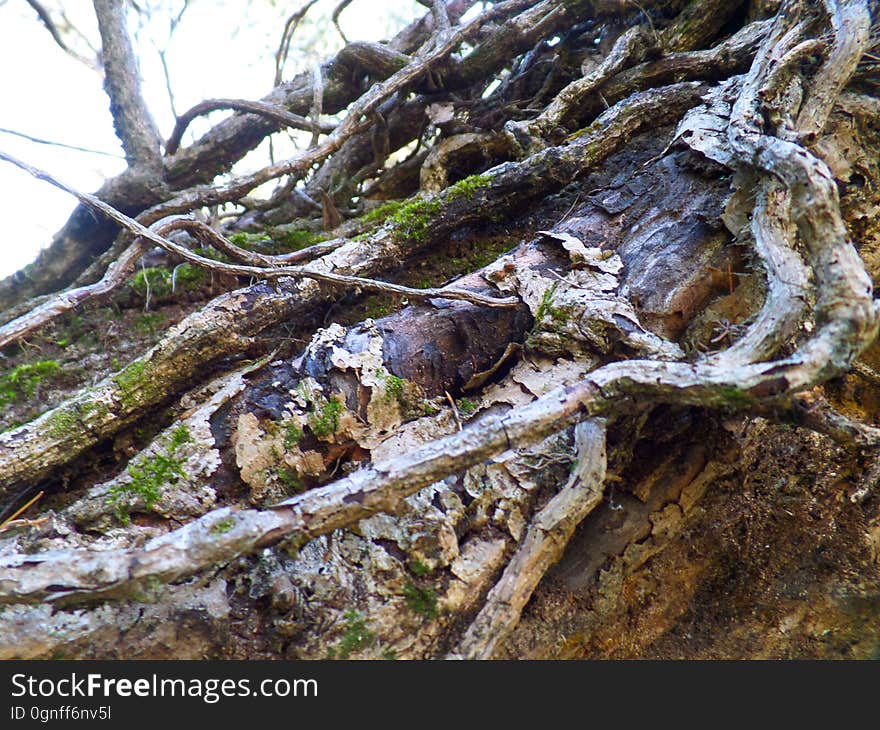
[93,0,162,170]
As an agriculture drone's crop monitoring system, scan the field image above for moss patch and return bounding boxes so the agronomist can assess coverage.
[108,424,192,525]
[388,197,443,243]
[403,580,438,618]
[445,173,493,203]
[0,360,61,409]
[308,396,343,439]
[328,610,376,659]
[362,200,405,225]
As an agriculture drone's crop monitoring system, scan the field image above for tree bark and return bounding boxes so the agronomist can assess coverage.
[2,0,880,660]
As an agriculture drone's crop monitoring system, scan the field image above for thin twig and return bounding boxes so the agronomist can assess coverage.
[274,0,320,87]
[0,127,123,158]
[165,98,335,156]
[0,152,519,311]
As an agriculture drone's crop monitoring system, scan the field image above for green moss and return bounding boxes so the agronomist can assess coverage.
[468,238,517,269]
[717,385,754,409]
[129,575,164,603]
[362,199,405,225]
[308,396,343,438]
[330,610,376,659]
[282,421,304,449]
[409,559,431,577]
[272,228,327,251]
[113,360,148,408]
[363,296,392,320]
[107,424,192,525]
[565,118,604,142]
[276,466,305,494]
[445,173,493,203]
[0,360,61,408]
[535,283,559,321]
[228,232,271,248]
[211,516,236,535]
[172,262,205,288]
[46,407,79,439]
[402,580,438,618]
[130,267,173,298]
[383,374,405,403]
[388,196,443,243]
[79,399,111,422]
[456,398,477,417]
[134,312,166,337]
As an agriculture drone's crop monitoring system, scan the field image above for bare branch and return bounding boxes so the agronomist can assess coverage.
[273,0,320,87]
[24,0,100,71]
[331,0,355,43]
[0,152,519,311]
[164,98,336,156]
[93,0,162,170]
[0,127,123,158]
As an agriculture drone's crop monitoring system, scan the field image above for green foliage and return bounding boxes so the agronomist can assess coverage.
[382,374,405,403]
[0,360,60,408]
[408,559,431,577]
[113,360,148,407]
[535,283,560,321]
[388,196,443,243]
[456,398,477,417]
[46,407,78,439]
[131,264,204,301]
[131,267,173,298]
[108,424,192,525]
[172,263,205,288]
[308,397,343,438]
[362,199,405,224]
[445,173,493,202]
[330,610,376,659]
[211,517,236,535]
[282,421,304,449]
[271,228,327,251]
[403,580,438,618]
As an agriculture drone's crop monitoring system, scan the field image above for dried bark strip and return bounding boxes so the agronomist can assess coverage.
[452,419,608,659]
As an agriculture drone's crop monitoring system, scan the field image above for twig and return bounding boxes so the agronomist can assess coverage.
[0,491,44,531]
[165,99,336,156]
[0,152,518,311]
[24,0,99,71]
[309,63,324,148]
[274,0,320,87]
[0,127,122,158]
[331,0,355,43]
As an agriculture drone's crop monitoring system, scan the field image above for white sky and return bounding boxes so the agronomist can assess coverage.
[0,0,421,278]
